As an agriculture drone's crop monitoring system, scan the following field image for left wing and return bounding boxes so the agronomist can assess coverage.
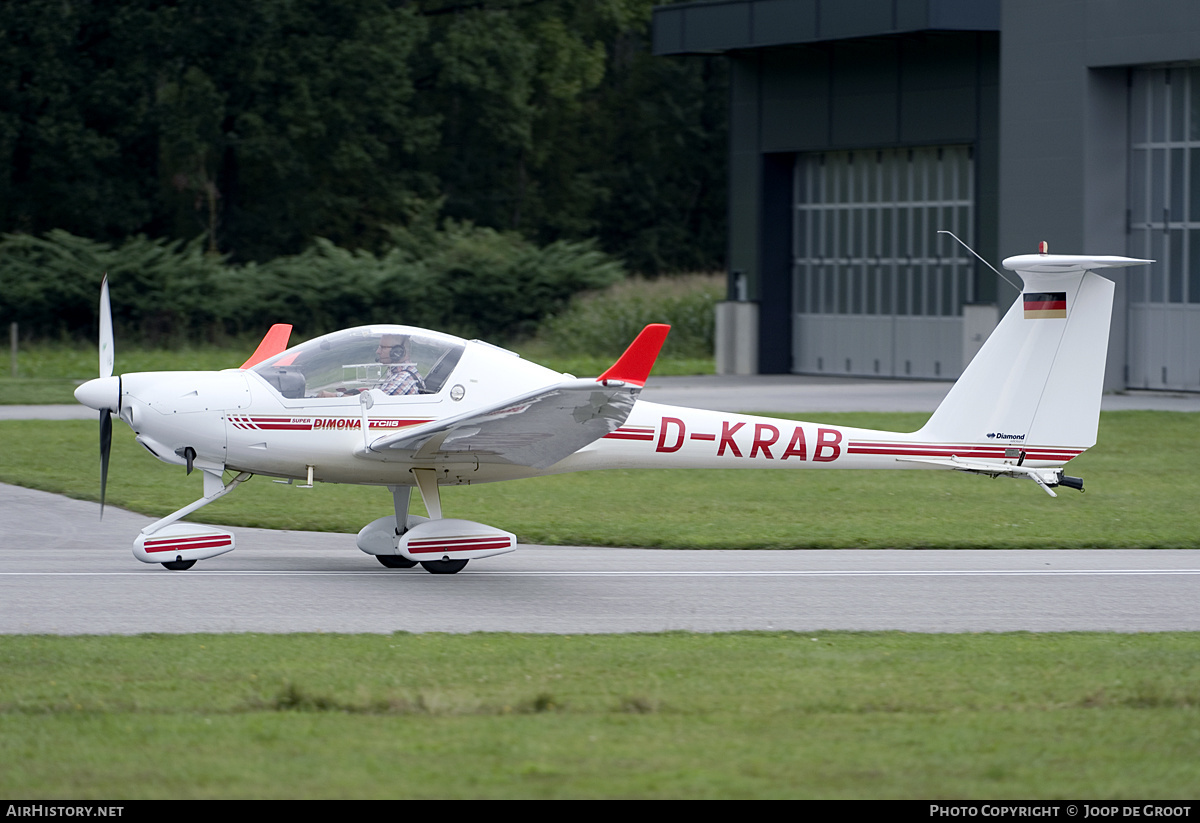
[356,379,639,469]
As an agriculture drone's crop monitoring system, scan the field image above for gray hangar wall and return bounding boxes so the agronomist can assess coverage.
[654,0,1001,379]
[655,0,1200,392]
[1000,0,1200,392]
[729,32,1000,377]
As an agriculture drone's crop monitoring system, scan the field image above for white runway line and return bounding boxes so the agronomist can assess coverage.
[6,568,1200,577]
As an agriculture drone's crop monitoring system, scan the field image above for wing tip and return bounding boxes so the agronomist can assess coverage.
[240,324,293,370]
[596,323,670,387]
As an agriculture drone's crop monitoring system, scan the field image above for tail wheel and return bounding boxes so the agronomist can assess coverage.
[420,559,468,574]
[376,555,418,569]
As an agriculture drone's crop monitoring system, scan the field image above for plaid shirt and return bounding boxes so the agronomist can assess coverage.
[376,364,425,396]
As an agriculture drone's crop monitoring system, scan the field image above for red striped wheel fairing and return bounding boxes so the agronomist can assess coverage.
[405,535,515,554]
[142,534,233,554]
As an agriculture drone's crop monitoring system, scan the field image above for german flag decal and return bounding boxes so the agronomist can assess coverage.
[1023,292,1067,319]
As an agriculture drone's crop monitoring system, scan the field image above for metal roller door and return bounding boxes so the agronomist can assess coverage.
[792,146,975,379]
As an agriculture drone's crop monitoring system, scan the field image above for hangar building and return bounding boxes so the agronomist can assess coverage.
[653,0,1200,392]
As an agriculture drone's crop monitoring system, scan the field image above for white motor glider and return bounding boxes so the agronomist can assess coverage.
[75,250,1151,573]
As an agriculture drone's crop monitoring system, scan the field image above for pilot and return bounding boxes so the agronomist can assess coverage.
[374,333,425,396]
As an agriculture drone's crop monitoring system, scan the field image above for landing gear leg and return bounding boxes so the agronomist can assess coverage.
[134,470,248,570]
[375,485,418,569]
[411,469,468,574]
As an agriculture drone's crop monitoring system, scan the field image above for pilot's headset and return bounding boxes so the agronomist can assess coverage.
[378,334,408,364]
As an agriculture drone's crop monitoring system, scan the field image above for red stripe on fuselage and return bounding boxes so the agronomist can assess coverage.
[847,440,1082,462]
[604,427,656,441]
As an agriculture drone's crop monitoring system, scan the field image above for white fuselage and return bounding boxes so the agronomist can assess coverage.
[116,367,1078,490]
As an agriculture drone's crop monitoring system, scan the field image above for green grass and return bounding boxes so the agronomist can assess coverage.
[0,336,713,405]
[1,632,1197,798]
[0,411,1197,548]
[0,339,273,405]
[0,378,81,405]
[6,339,259,378]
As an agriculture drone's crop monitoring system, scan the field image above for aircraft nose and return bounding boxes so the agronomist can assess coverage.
[75,376,121,412]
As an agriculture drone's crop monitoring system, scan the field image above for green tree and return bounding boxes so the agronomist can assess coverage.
[413,0,610,236]
[411,0,726,273]
[589,43,728,274]
[163,0,437,261]
[0,0,727,273]
[0,2,162,239]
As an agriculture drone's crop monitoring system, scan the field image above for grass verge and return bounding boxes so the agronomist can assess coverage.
[0,337,713,405]
[1,632,1197,798]
[0,411,1197,548]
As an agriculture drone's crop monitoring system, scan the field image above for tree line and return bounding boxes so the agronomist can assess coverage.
[0,0,727,275]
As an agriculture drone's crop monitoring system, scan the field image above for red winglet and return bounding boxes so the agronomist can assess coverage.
[240,324,293,369]
[596,324,670,387]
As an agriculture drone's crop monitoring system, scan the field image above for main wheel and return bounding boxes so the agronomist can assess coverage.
[420,559,468,574]
[161,559,196,571]
[376,555,418,569]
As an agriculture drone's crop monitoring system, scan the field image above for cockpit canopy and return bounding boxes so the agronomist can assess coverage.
[252,326,466,399]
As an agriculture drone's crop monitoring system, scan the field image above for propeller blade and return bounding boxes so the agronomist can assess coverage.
[99,274,114,378]
[99,410,112,517]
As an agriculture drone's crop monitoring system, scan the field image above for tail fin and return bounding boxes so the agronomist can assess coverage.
[918,254,1150,451]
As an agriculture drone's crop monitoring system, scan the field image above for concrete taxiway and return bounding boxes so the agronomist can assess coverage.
[3,482,1199,635]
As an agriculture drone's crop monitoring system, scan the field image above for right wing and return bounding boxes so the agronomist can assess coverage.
[356,379,639,469]
[357,324,671,470]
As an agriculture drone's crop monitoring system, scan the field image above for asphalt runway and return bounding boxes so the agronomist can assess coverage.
[4,380,1197,635]
[3,482,1199,635]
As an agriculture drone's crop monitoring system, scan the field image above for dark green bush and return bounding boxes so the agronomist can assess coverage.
[0,231,229,344]
[538,274,723,359]
[0,226,624,344]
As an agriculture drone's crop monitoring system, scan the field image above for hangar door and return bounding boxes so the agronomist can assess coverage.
[792,146,975,379]
[1128,67,1200,392]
